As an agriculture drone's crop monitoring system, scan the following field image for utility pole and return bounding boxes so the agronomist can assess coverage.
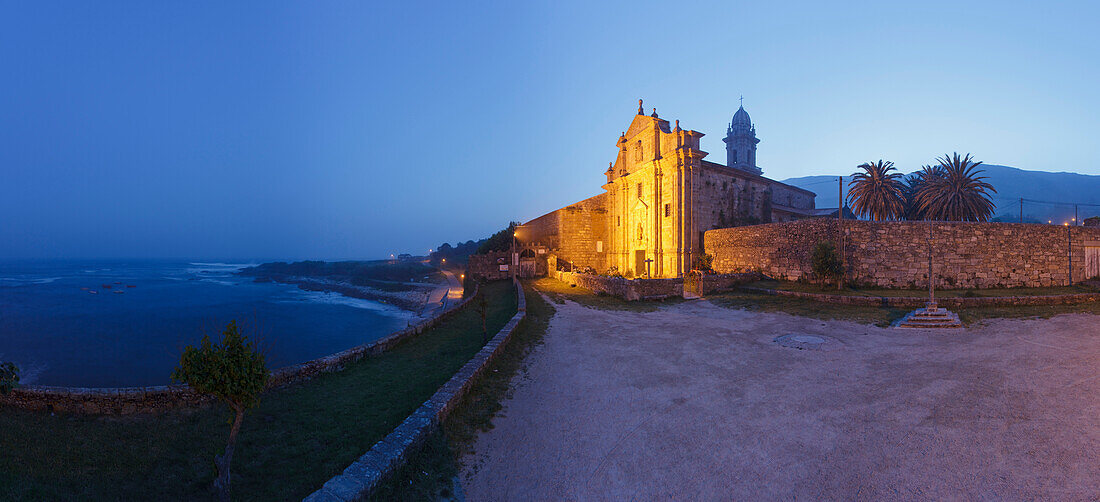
[1068,223,1073,286]
[838,175,844,290]
[1075,204,1079,226]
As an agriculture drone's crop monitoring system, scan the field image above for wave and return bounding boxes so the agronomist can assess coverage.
[199,278,238,286]
[0,276,62,286]
[280,290,412,317]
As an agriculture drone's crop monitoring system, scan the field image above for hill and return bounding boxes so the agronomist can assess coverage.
[783,165,1100,223]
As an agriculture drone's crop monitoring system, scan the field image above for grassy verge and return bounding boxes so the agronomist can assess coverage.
[369,281,555,501]
[708,290,908,327]
[746,279,1098,298]
[533,277,680,312]
[708,289,1100,327]
[0,280,517,501]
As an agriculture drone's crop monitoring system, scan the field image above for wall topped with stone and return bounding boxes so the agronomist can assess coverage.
[1,285,479,415]
[705,219,1100,289]
[551,270,684,300]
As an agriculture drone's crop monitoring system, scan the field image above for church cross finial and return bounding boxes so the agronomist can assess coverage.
[739,94,744,107]
[638,99,644,115]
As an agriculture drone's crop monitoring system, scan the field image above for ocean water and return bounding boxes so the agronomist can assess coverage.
[0,260,413,387]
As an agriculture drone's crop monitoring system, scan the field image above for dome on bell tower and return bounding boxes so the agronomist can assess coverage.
[723,100,761,175]
[730,105,752,130]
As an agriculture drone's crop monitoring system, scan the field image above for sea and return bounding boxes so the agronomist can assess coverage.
[0,260,414,387]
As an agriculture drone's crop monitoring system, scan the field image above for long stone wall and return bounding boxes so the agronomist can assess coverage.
[706,219,1100,288]
[304,278,527,501]
[0,285,479,415]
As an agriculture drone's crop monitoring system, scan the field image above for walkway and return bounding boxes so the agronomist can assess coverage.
[422,270,464,317]
[461,298,1100,500]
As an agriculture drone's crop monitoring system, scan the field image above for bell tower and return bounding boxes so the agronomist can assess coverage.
[723,97,761,175]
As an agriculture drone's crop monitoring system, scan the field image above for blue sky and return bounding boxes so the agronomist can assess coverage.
[2,1,1098,259]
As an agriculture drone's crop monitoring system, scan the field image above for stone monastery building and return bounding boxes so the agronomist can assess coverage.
[522,100,819,279]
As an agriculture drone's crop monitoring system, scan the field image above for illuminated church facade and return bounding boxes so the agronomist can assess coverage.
[521,100,818,278]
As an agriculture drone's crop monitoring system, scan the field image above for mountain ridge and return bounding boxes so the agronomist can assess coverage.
[782,165,1100,223]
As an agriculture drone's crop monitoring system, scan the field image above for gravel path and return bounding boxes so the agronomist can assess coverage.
[460,297,1100,500]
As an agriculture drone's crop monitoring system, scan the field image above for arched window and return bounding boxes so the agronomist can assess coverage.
[637,223,644,241]
[732,149,738,163]
[635,140,643,161]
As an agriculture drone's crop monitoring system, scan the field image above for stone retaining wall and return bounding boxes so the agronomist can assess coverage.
[742,287,1100,308]
[303,278,527,501]
[551,270,683,300]
[706,220,1100,289]
[0,285,479,415]
[689,272,763,295]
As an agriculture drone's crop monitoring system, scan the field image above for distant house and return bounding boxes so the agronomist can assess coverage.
[397,253,413,261]
[1084,216,1100,228]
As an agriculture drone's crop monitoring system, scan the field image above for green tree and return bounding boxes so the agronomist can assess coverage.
[172,321,269,502]
[916,153,997,222]
[811,241,843,289]
[847,160,906,221]
[0,362,19,394]
[476,222,520,254]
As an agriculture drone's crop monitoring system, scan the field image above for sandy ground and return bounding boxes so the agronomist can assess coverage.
[460,297,1100,500]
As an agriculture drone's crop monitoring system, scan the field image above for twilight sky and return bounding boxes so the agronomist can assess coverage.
[2,1,1099,260]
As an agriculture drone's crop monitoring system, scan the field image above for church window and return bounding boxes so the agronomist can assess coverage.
[733,149,738,163]
[617,216,621,226]
[635,141,643,161]
[637,224,644,241]
[636,183,643,199]
[664,203,670,217]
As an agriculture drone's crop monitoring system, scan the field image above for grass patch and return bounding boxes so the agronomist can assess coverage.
[369,281,555,501]
[0,280,517,501]
[708,290,908,327]
[956,302,1100,325]
[747,280,1098,298]
[532,277,681,312]
[709,288,1100,327]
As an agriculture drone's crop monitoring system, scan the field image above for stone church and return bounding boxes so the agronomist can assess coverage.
[521,100,818,278]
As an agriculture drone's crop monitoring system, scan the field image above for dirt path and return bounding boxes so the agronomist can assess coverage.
[460,297,1100,500]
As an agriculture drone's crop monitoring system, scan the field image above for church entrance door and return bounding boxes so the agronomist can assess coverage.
[635,250,645,278]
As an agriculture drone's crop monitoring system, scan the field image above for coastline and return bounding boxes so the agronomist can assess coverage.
[246,274,439,313]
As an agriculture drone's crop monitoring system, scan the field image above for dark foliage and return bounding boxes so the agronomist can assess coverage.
[847,160,906,221]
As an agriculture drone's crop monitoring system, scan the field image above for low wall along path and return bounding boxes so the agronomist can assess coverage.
[303,277,528,501]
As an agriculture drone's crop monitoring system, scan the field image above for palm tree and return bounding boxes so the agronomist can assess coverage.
[846,160,906,221]
[902,165,944,221]
[916,153,997,221]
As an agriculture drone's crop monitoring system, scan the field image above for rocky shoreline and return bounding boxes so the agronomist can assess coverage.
[253,275,434,312]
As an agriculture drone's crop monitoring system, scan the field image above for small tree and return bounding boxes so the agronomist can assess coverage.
[811,241,843,289]
[475,295,488,344]
[692,253,714,274]
[0,362,19,394]
[172,321,269,502]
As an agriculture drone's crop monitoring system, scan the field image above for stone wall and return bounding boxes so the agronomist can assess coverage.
[705,219,1100,288]
[467,251,513,281]
[304,278,527,501]
[0,284,480,415]
[522,193,607,273]
[551,270,683,300]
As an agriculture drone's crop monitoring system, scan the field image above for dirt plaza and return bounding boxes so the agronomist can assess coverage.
[461,296,1100,500]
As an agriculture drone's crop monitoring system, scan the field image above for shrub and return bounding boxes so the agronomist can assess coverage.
[692,253,714,273]
[811,241,843,289]
[0,362,19,394]
[172,321,269,502]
